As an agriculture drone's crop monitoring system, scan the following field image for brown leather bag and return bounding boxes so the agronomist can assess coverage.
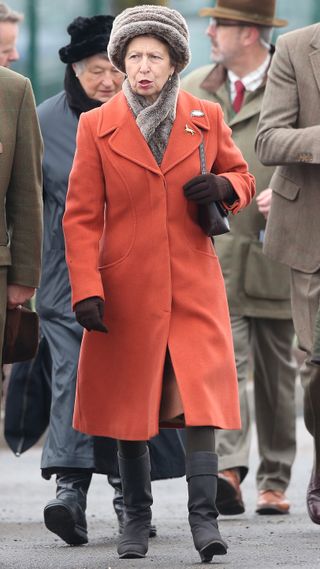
[2,306,39,364]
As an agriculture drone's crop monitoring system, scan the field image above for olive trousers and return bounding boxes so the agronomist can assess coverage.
[216,313,297,491]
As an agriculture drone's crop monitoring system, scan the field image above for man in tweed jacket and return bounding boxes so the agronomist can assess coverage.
[256,22,320,525]
[0,65,43,371]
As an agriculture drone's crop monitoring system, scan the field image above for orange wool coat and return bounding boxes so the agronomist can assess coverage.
[63,89,255,440]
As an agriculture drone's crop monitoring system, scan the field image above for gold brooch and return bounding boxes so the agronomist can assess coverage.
[185,124,195,135]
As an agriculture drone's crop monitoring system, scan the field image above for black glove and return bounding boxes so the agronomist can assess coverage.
[183,173,237,205]
[74,296,108,333]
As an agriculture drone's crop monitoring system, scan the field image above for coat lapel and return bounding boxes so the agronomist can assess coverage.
[229,88,264,127]
[195,60,269,127]
[309,25,320,95]
[97,91,211,176]
[161,91,209,174]
[97,92,160,175]
[211,82,230,117]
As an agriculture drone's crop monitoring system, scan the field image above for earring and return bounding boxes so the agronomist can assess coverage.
[168,75,172,81]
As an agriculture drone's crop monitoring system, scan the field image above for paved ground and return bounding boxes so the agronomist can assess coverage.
[1,413,320,569]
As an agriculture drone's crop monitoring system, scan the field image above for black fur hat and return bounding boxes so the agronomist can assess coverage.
[59,15,114,64]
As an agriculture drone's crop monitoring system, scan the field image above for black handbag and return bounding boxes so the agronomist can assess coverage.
[4,335,52,455]
[2,306,39,364]
[197,140,230,236]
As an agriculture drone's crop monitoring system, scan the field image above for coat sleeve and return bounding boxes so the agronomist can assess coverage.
[255,34,320,165]
[208,102,255,214]
[6,78,43,287]
[63,111,106,308]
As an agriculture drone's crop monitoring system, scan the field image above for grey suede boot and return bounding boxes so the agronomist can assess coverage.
[186,452,227,562]
[44,472,92,545]
[117,449,153,558]
[108,474,157,537]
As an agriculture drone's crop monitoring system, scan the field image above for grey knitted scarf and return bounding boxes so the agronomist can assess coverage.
[122,73,180,165]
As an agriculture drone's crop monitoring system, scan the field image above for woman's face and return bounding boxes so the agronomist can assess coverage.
[73,54,124,103]
[124,36,175,103]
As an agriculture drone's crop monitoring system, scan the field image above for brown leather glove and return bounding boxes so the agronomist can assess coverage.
[183,173,237,205]
[74,296,108,333]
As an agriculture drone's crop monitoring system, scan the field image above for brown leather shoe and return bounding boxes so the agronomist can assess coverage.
[256,490,290,515]
[307,469,320,524]
[216,469,245,515]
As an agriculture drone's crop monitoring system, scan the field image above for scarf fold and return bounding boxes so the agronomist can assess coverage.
[64,64,103,118]
[122,73,180,164]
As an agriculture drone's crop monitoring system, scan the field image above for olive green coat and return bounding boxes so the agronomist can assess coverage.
[182,64,291,319]
[0,67,43,366]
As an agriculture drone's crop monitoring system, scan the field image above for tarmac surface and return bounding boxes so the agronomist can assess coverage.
[1,413,320,569]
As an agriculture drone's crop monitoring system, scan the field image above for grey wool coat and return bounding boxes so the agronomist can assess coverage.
[36,92,90,474]
[0,67,43,370]
[37,92,185,479]
[182,64,291,319]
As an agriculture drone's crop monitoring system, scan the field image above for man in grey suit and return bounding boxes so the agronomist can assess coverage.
[256,22,320,525]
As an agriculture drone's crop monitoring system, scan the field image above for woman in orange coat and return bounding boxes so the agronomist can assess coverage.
[63,4,255,563]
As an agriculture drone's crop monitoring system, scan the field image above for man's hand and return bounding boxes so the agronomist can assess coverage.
[256,188,272,219]
[74,296,108,333]
[183,173,237,205]
[7,284,35,309]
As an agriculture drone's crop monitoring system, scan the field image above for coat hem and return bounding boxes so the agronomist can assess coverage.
[73,419,241,440]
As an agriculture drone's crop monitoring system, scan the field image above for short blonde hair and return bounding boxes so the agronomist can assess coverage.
[0,2,24,23]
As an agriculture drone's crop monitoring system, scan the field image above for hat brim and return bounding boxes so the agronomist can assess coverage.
[199,7,288,28]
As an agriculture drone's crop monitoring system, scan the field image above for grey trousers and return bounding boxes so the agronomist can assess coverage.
[216,314,297,492]
[290,268,320,473]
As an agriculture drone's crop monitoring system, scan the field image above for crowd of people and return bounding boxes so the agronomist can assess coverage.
[1,0,320,563]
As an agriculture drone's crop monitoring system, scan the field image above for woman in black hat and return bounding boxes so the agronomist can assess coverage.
[36,15,125,547]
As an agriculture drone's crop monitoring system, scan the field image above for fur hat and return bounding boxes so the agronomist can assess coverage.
[59,15,114,64]
[108,5,191,74]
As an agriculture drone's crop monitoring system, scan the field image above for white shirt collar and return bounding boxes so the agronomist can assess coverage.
[228,54,271,102]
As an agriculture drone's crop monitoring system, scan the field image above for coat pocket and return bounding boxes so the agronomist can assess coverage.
[0,245,11,266]
[244,241,291,300]
[271,172,300,201]
[214,232,235,290]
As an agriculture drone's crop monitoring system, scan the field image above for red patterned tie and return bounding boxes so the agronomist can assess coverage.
[233,80,245,113]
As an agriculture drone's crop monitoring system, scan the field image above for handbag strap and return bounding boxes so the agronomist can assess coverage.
[199,140,207,175]
[198,138,229,220]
